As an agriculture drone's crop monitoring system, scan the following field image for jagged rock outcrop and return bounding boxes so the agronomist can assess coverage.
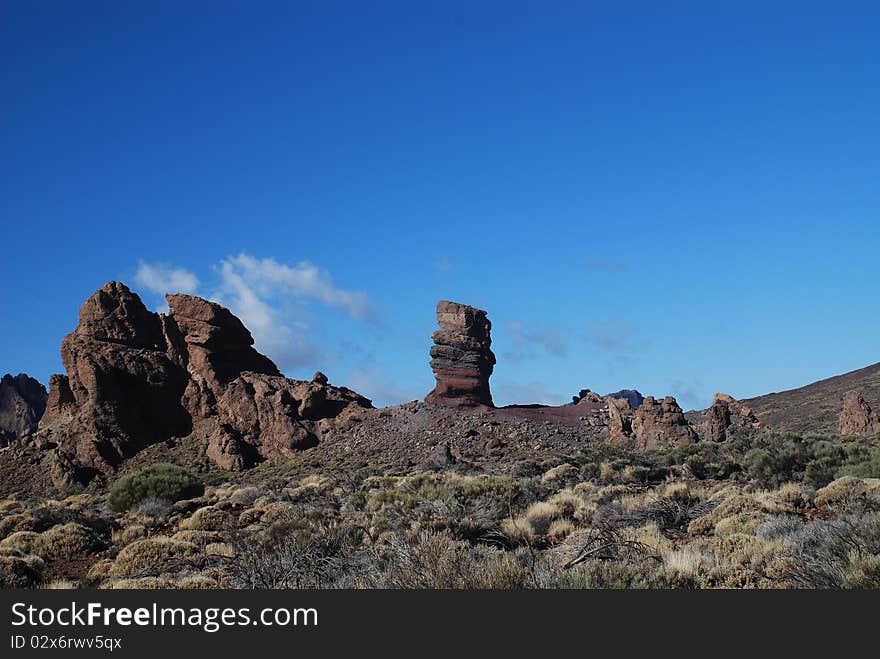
[837,390,880,436]
[571,389,602,405]
[38,282,372,485]
[632,396,698,449]
[604,394,697,450]
[604,395,633,441]
[606,389,645,409]
[425,300,495,408]
[0,374,48,446]
[703,393,760,441]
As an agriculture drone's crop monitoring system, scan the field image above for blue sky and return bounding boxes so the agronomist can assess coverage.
[2,1,879,409]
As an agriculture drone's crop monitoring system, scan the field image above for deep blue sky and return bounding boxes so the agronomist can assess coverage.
[2,1,879,409]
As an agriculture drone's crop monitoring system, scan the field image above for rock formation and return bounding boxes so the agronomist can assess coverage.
[38,282,372,485]
[604,395,633,441]
[703,393,760,441]
[606,389,645,409]
[837,390,880,436]
[604,394,697,449]
[425,300,495,408]
[571,389,602,405]
[631,396,698,450]
[0,374,48,446]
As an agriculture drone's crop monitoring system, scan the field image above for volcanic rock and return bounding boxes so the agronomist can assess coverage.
[603,396,633,442]
[704,393,761,441]
[606,389,645,409]
[0,374,48,446]
[837,390,880,436]
[38,282,373,485]
[571,389,602,405]
[425,300,495,408]
[631,396,698,450]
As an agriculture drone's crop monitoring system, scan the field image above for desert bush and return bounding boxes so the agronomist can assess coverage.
[222,526,358,589]
[34,523,103,560]
[109,536,200,577]
[0,530,40,554]
[755,515,803,541]
[544,559,691,589]
[178,505,231,532]
[360,531,535,589]
[778,513,880,588]
[108,464,203,512]
[0,552,45,588]
[131,496,173,520]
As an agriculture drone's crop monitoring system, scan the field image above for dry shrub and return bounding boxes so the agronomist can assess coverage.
[0,530,40,554]
[205,542,234,558]
[86,559,114,583]
[34,523,103,560]
[0,514,32,539]
[102,577,174,589]
[0,552,44,587]
[179,505,231,532]
[41,579,78,589]
[109,536,199,577]
[171,530,225,545]
[176,574,220,589]
[815,477,879,511]
[229,487,264,507]
[112,524,146,546]
[687,495,761,536]
[541,463,577,485]
[366,531,534,589]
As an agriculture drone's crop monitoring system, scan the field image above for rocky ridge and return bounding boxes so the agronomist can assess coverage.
[36,282,372,486]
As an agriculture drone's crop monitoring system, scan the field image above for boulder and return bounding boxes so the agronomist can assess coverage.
[837,390,880,436]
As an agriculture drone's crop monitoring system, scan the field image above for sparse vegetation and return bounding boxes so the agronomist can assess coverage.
[1,428,879,588]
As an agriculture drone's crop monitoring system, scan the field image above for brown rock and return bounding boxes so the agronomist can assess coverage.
[37,282,373,486]
[604,395,633,442]
[837,390,880,436]
[425,300,495,408]
[312,371,329,385]
[0,373,47,446]
[631,396,698,450]
[703,393,760,441]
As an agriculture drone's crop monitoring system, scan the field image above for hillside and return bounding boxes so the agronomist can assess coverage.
[743,362,880,433]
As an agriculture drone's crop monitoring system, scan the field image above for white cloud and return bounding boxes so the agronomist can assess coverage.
[134,262,199,295]
[218,253,375,321]
[134,253,374,374]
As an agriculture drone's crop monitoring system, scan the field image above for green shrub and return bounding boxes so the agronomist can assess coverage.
[108,464,203,512]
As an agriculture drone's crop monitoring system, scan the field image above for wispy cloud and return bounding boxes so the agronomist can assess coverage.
[134,253,376,373]
[506,321,567,357]
[134,261,199,295]
[218,253,376,321]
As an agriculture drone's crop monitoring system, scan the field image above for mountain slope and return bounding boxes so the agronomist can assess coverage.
[743,362,880,433]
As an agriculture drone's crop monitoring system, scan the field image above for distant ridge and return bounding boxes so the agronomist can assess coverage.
[743,362,880,433]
